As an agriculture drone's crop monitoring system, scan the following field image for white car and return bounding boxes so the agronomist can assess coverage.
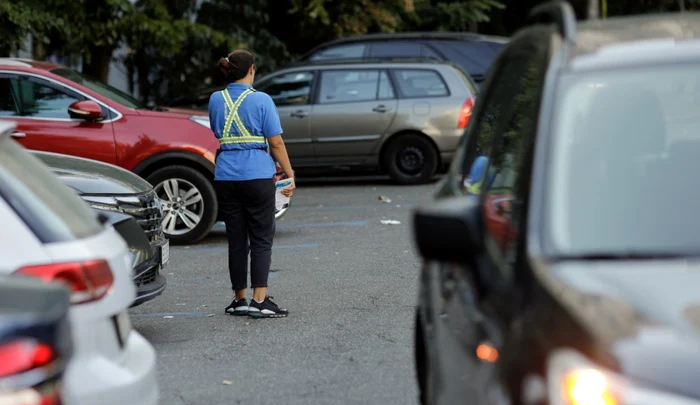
[0,121,159,405]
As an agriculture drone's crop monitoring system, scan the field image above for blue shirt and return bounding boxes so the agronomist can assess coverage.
[208,83,283,181]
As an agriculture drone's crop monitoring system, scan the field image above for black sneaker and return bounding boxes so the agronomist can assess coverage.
[225,298,249,316]
[248,296,288,318]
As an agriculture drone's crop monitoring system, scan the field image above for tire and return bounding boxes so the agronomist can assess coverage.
[147,165,218,245]
[384,133,439,185]
[415,309,430,405]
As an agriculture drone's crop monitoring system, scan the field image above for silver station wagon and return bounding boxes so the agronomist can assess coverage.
[253,59,479,184]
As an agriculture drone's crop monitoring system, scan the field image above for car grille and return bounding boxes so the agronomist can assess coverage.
[134,267,157,286]
[115,191,164,242]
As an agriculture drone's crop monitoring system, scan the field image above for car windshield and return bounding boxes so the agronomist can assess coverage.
[50,68,144,109]
[548,65,700,256]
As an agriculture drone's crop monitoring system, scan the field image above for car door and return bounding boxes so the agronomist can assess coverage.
[255,70,316,163]
[309,68,397,161]
[426,28,548,405]
[0,73,117,164]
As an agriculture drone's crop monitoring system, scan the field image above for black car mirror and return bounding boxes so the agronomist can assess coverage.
[413,196,484,263]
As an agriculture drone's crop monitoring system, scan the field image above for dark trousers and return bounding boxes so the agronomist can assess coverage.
[215,179,276,291]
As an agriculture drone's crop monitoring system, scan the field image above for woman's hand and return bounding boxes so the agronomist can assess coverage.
[281,179,295,197]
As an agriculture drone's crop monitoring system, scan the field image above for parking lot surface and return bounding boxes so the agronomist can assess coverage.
[130,176,438,405]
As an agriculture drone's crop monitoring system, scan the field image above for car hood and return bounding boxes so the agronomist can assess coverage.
[33,151,152,195]
[547,260,700,399]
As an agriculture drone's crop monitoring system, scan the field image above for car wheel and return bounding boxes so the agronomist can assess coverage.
[385,134,439,185]
[147,165,217,245]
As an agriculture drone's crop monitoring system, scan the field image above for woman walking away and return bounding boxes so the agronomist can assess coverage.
[209,49,295,318]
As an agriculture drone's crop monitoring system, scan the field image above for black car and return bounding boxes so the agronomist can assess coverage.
[413,3,700,405]
[0,276,73,405]
[298,32,507,85]
[33,151,168,307]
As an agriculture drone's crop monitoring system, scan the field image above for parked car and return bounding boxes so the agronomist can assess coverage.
[249,59,477,184]
[32,151,168,307]
[0,121,158,405]
[0,276,73,405]
[298,32,507,85]
[413,3,700,405]
[0,58,218,244]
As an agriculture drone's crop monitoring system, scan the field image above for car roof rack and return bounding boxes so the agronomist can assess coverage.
[292,57,443,67]
[526,1,576,42]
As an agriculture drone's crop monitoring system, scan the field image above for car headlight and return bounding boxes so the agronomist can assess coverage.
[189,116,210,129]
[548,349,694,405]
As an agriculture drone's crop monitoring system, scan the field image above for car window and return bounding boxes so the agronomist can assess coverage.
[459,50,533,197]
[548,65,700,256]
[308,44,367,61]
[51,68,144,109]
[256,71,314,106]
[429,39,504,79]
[370,41,423,58]
[318,70,383,104]
[10,78,79,119]
[377,71,395,100]
[0,78,20,117]
[0,136,103,243]
[392,69,448,98]
[482,38,547,257]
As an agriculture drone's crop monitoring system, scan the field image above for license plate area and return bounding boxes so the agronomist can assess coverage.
[112,310,132,348]
[160,239,170,268]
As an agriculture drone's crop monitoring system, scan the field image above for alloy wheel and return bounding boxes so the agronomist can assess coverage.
[155,178,205,235]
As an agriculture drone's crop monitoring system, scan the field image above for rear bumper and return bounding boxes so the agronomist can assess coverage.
[64,330,158,405]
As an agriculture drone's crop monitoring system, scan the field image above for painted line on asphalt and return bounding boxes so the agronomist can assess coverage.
[131,311,206,318]
[176,243,319,254]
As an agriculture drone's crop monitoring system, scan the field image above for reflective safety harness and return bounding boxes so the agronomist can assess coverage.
[219,88,267,146]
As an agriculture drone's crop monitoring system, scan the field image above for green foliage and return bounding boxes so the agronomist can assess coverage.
[0,0,57,54]
[289,0,405,41]
[401,0,505,31]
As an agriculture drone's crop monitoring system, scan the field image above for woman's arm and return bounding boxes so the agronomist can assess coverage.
[268,135,294,179]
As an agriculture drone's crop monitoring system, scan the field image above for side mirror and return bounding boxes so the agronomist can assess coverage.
[68,100,104,121]
[413,196,484,263]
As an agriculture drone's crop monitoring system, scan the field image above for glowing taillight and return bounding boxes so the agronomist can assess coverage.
[0,340,55,378]
[458,97,475,129]
[16,260,114,305]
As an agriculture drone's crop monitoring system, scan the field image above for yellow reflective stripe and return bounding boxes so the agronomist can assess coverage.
[219,137,267,145]
[221,90,236,138]
[231,90,254,138]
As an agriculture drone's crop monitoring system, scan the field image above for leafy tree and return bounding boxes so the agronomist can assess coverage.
[122,0,239,104]
[401,0,505,31]
[0,0,59,56]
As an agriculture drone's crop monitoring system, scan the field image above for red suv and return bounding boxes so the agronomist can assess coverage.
[0,58,220,244]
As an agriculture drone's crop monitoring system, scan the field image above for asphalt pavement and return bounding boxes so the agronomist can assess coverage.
[130,175,440,405]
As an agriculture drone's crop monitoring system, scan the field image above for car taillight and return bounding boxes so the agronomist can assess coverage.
[16,260,114,305]
[458,97,475,129]
[0,340,55,378]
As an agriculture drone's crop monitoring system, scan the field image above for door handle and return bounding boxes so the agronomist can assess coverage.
[11,132,26,138]
[290,110,308,119]
[372,105,388,113]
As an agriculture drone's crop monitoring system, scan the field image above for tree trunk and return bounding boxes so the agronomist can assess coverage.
[403,0,414,12]
[82,45,114,82]
[31,36,47,60]
[588,0,599,18]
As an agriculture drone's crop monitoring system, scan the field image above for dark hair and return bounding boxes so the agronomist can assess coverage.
[218,50,255,83]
